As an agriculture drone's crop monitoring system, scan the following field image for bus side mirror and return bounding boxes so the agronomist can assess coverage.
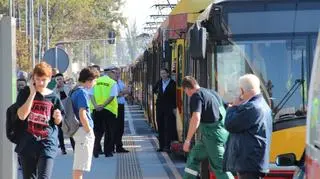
[276,153,297,166]
[190,22,207,60]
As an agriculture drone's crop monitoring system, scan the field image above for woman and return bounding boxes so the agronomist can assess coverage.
[16,62,64,179]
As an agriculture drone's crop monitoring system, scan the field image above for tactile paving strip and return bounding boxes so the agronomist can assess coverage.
[116,136,143,179]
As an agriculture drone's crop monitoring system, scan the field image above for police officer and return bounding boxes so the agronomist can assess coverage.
[91,66,118,158]
[114,67,129,153]
[181,76,234,179]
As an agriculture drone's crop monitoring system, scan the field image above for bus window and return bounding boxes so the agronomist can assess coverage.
[216,45,247,103]
[237,39,308,119]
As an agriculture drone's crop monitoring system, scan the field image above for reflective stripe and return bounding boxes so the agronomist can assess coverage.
[184,168,198,176]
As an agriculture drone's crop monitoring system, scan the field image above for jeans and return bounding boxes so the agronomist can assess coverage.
[20,155,54,179]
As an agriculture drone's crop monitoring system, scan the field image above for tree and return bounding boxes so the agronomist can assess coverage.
[0,0,127,69]
[16,30,32,72]
[125,21,151,62]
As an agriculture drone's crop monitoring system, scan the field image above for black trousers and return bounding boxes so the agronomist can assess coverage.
[58,124,65,150]
[20,154,54,179]
[114,104,125,149]
[58,124,75,151]
[238,172,265,179]
[156,107,178,149]
[93,109,116,154]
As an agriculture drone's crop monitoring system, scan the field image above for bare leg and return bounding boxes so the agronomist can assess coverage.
[73,170,83,179]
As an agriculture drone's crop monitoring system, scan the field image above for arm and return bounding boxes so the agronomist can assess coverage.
[183,93,202,152]
[79,108,91,133]
[152,81,160,94]
[101,96,115,107]
[53,96,64,125]
[185,112,201,142]
[118,82,130,97]
[17,85,36,120]
[101,83,118,107]
[90,95,98,109]
[225,104,258,133]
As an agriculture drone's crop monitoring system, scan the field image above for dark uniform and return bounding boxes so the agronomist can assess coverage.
[153,78,178,151]
[184,88,233,179]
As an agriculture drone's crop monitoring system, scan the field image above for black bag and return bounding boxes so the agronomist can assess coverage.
[6,103,24,144]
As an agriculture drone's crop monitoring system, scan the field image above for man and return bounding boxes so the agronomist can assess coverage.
[54,73,75,153]
[47,68,59,90]
[223,74,272,179]
[17,78,27,92]
[152,68,177,152]
[91,66,118,158]
[71,67,99,179]
[182,76,233,179]
[114,67,129,153]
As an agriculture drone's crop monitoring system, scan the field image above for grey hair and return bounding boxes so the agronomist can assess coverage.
[239,74,261,93]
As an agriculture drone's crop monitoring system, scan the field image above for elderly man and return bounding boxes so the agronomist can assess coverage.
[223,74,272,179]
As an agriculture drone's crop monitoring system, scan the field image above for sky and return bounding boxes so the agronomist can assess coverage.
[121,0,155,36]
[121,0,178,36]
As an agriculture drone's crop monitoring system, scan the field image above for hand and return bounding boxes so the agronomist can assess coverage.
[29,79,36,95]
[85,127,92,133]
[173,109,177,118]
[53,109,62,124]
[183,140,191,152]
[232,96,245,106]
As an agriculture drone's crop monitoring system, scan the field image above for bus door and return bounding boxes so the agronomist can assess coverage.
[306,34,320,179]
[174,39,185,142]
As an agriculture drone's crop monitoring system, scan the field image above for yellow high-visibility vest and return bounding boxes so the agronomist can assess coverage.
[91,76,118,117]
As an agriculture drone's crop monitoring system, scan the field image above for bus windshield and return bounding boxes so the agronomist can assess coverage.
[215,39,308,121]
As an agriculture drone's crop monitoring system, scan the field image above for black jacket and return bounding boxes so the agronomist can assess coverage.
[223,94,272,174]
[153,79,176,110]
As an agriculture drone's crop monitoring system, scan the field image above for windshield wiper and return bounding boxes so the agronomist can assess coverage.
[273,79,304,117]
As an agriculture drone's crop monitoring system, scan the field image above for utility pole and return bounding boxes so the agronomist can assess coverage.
[9,0,12,17]
[30,0,35,67]
[25,0,28,42]
[38,5,42,61]
[46,0,49,50]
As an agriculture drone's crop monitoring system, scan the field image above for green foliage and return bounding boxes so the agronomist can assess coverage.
[16,30,32,72]
[0,0,127,69]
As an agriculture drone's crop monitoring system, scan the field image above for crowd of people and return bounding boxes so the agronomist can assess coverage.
[152,69,272,179]
[14,62,272,179]
[15,62,132,179]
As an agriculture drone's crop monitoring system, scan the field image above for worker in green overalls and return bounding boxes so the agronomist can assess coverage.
[182,76,234,179]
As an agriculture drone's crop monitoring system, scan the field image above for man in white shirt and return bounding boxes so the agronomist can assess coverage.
[114,68,130,153]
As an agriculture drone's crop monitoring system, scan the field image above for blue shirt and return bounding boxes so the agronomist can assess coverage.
[162,79,170,92]
[117,80,126,104]
[71,87,94,128]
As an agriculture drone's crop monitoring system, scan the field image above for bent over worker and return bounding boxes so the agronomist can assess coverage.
[182,76,234,179]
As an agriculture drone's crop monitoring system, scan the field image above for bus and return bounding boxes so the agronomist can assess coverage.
[186,0,320,178]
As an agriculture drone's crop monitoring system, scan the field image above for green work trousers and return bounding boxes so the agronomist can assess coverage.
[183,123,234,179]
